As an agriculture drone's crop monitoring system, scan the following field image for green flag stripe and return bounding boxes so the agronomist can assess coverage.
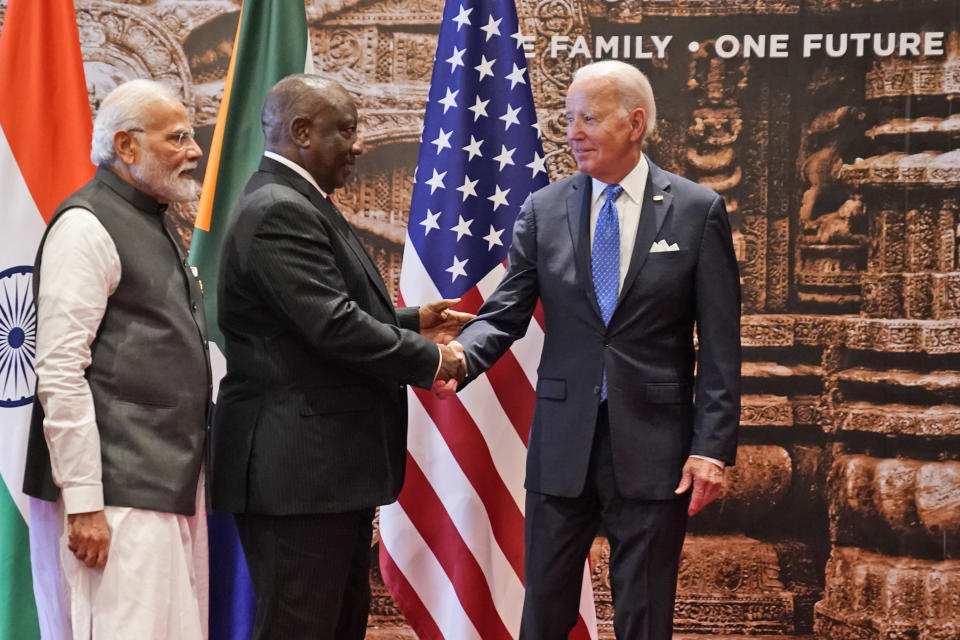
[0,480,39,640]
[190,0,309,347]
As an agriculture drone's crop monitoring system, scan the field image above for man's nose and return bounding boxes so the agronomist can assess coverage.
[352,139,365,157]
[185,137,203,159]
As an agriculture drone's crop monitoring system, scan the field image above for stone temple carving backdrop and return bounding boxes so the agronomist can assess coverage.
[2,0,957,638]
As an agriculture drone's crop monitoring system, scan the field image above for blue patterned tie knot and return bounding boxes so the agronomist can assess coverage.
[592,183,622,400]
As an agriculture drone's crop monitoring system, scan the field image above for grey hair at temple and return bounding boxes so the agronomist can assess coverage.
[89,79,178,167]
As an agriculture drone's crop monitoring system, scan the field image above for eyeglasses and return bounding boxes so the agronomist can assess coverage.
[126,127,196,150]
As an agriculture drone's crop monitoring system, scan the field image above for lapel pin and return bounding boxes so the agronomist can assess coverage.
[652,195,664,201]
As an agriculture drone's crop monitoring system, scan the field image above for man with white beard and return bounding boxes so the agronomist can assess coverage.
[23,79,212,639]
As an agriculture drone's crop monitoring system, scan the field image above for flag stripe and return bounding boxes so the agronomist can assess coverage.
[453,377,527,511]
[413,386,526,576]
[399,457,515,640]
[378,546,445,640]
[189,0,309,346]
[452,284,486,315]
[194,2,244,233]
[380,504,483,640]
[0,0,92,222]
[406,394,525,625]
[484,353,535,445]
[0,1,93,637]
[572,618,595,640]
[0,476,38,639]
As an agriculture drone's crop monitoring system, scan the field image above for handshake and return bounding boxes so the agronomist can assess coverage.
[418,298,472,396]
[436,340,465,395]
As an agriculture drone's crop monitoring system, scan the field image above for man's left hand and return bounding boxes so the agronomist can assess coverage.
[674,457,724,516]
[419,299,475,344]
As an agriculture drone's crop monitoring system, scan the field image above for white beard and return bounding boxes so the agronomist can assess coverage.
[131,148,199,203]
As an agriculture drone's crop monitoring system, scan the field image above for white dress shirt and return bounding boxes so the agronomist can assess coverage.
[35,208,120,514]
[589,156,649,294]
[264,149,329,197]
[587,157,724,470]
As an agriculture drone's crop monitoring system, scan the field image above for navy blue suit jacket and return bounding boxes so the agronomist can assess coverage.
[457,158,741,500]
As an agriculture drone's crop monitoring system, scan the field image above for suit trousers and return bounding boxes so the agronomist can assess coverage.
[520,404,689,640]
[235,508,375,640]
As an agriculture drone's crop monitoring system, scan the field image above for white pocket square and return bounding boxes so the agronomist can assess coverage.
[650,240,680,252]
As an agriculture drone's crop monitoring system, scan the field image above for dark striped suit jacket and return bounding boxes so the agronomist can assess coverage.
[212,156,439,515]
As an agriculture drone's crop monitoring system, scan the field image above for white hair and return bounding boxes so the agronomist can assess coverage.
[572,61,657,139]
[90,79,177,166]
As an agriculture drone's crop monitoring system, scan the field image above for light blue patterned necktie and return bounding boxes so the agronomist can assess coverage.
[592,183,622,399]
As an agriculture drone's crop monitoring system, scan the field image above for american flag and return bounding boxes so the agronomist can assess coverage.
[377,0,598,637]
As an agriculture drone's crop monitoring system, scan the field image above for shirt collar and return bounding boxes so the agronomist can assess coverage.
[264,150,328,199]
[590,155,648,206]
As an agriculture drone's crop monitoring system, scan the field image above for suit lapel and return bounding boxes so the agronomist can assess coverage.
[565,174,605,320]
[260,157,395,313]
[618,162,672,305]
[314,194,394,312]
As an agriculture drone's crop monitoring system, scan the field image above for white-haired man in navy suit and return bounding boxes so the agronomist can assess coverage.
[443,60,742,639]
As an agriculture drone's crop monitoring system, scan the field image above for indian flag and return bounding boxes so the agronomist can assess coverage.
[191,2,313,638]
[0,0,94,637]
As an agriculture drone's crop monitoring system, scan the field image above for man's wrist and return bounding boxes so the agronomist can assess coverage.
[690,454,725,469]
[434,345,443,380]
[62,484,105,515]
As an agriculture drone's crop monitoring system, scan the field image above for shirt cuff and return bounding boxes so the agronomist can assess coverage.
[61,484,105,515]
[434,345,443,381]
[690,455,725,469]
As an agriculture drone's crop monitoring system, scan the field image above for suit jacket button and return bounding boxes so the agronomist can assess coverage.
[593,385,601,395]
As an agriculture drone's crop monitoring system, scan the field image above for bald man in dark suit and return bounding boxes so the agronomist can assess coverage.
[212,74,468,640]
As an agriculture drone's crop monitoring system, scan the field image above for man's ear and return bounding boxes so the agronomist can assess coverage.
[629,107,647,144]
[289,116,312,148]
[113,130,138,165]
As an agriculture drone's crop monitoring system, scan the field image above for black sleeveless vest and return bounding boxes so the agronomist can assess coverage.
[22,167,211,515]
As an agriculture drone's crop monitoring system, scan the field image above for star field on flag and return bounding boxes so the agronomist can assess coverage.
[407,0,549,298]
[382,1,599,637]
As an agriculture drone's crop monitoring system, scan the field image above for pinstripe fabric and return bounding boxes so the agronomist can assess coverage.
[211,156,440,516]
[211,156,444,636]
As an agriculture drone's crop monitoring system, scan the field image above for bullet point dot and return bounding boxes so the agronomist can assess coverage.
[688,41,700,52]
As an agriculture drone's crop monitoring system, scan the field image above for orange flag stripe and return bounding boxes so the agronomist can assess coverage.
[194,4,244,233]
[0,0,93,221]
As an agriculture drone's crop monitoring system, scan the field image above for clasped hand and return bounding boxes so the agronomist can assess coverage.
[419,299,472,389]
[437,340,466,387]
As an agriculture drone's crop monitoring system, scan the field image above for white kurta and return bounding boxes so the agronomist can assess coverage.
[34,208,208,640]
